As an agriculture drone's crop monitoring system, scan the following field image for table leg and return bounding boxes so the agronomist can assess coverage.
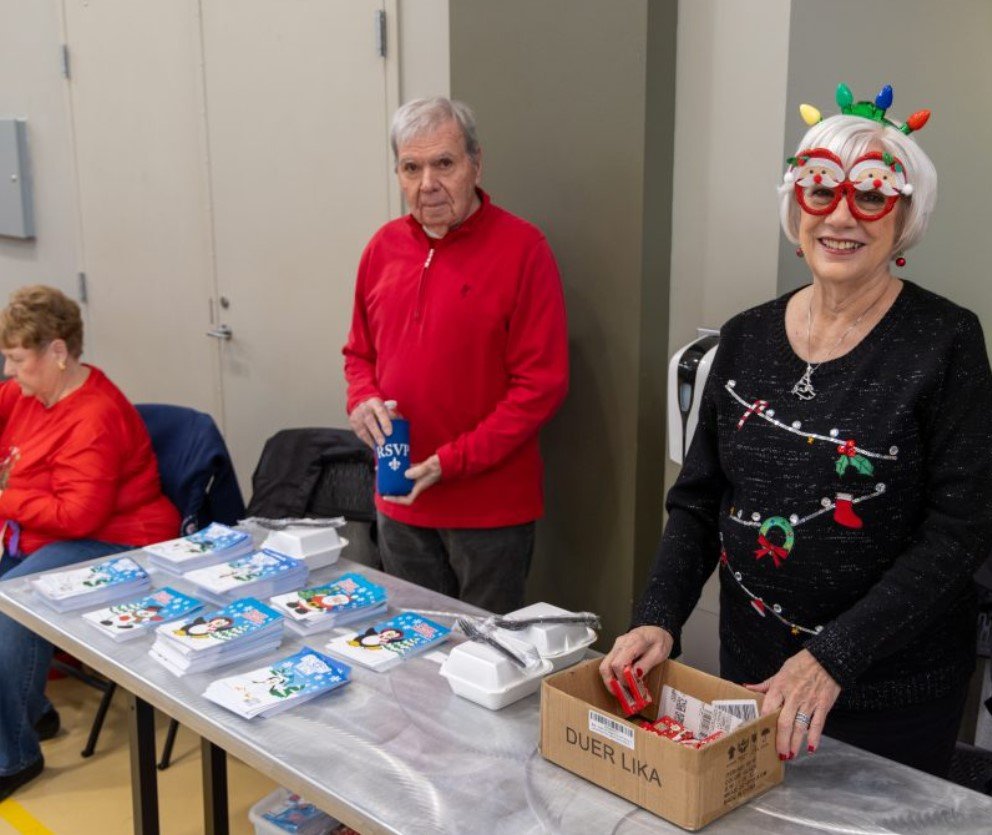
[126,692,160,835]
[201,737,229,835]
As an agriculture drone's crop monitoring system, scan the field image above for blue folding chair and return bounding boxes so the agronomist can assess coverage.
[136,403,245,534]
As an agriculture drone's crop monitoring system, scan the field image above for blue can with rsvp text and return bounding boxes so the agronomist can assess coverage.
[376,418,414,496]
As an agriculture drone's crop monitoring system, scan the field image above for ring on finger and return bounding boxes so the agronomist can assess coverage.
[794,710,812,727]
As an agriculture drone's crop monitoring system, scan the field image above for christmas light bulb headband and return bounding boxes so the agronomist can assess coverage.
[798,83,931,135]
[781,84,928,222]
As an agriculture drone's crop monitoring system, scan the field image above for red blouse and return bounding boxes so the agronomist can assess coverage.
[0,365,179,555]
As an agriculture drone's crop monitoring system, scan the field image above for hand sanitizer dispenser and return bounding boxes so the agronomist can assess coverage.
[668,330,720,464]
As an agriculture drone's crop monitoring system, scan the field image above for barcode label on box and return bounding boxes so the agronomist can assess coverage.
[589,709,635,749]
[712,699,758,723]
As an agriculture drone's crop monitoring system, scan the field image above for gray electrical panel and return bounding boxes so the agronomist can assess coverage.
[0,119,35,239]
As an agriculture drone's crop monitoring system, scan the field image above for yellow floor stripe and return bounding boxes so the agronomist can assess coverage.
[0,800,54,835]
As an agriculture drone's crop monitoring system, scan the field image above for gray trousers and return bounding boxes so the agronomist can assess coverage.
[376,513,535,614]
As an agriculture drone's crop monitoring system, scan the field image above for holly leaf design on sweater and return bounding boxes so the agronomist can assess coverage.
[849,454,874,476]
[836,454,874,477]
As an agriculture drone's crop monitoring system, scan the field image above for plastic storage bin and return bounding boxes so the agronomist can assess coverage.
[248,787,337,835]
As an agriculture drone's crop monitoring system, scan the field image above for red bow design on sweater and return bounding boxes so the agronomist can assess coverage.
[754,535,790,567]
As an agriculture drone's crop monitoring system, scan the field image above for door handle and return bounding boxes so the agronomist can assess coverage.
[206,324,233,340]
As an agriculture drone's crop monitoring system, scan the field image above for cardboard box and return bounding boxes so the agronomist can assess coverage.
[540,658,783,830]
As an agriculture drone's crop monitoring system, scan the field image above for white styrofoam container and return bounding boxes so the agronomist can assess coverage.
[274,537,347,571]
[496,602,596,671]
[248,787,336,835]
[439,636,553,710]
[263,526,341,558]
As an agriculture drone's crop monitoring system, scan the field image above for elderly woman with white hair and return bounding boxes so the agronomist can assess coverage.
[601,83,992,777]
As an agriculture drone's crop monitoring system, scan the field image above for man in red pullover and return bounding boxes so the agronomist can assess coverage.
[343,97,569,613]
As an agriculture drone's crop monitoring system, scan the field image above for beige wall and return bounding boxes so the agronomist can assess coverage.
[450,0,678,644]
[0,0,81,307]
[668,0,791,354]
[665,0,792,673]
[397,0,449,102]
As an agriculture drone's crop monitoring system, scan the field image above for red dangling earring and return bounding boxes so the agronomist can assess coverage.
[894,253,906,267]
[796,247,804,258]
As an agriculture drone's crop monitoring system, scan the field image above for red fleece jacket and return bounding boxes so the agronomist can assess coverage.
[343,191,569,528]
[0,366,179,555]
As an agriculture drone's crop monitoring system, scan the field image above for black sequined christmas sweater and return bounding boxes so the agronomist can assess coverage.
[635,281,992,711]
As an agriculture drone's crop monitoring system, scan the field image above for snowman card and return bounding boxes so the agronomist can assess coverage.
[83,587,203,642]
[204,647,351,719]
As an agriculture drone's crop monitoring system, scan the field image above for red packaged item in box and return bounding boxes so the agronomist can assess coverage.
[681,730,728,750]
[607,666,652,717]
[653,714,680,732]
[653,715,685,734]
[650,714,693,743]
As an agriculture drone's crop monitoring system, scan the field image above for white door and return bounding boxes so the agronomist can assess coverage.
[201,0,395,490]
[61,0,222,412]
[63,0,397,491]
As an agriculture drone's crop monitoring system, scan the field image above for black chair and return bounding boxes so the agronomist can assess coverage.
[246,427,377,548]
[79,404,244,763]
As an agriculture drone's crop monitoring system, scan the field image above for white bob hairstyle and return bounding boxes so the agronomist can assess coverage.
[779,114,937,256]
[390,97,481,165]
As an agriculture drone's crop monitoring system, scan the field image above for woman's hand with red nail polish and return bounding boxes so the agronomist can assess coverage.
[598,626,673,688]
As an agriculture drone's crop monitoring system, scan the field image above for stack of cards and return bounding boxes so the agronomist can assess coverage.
[83,587,203,642]
[31,557,151,613]
[184,550,308,604]
[144,523,253,575]
[325,612,450,672]
[203,647,351,719]
[269,573,388,636]
[149,597,284,675]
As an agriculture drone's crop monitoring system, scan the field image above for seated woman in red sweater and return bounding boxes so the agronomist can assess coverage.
[0,285,179,800]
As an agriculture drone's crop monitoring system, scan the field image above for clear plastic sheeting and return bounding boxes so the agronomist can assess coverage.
[1,555,991,834]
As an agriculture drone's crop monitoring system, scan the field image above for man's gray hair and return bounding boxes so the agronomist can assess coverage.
[391,97,481,163]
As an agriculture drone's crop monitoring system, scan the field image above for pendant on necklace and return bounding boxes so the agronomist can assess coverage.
[792,364,816,400]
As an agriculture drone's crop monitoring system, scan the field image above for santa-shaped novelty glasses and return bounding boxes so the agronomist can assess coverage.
[785,148,912,222]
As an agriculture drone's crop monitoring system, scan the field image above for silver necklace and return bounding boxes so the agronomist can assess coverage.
[791,286,888,400]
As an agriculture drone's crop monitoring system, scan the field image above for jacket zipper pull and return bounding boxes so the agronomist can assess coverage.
[414,247,435,322]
